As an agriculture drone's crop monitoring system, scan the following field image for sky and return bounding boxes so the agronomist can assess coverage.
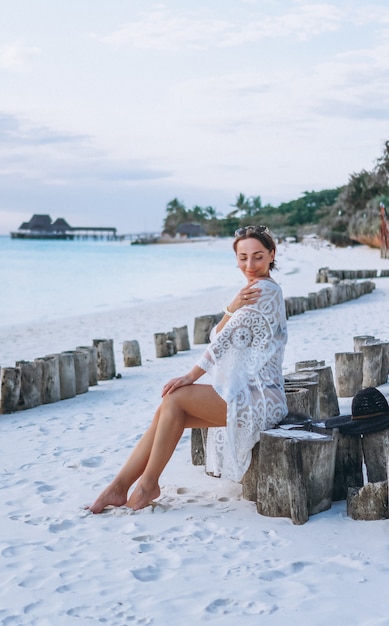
[1,0,389,236]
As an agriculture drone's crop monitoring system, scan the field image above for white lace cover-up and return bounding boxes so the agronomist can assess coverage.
[196,277,288,482]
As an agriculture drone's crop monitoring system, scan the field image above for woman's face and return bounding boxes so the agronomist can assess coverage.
[236,237,275,282]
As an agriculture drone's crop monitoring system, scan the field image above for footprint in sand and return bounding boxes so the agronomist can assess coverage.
[2,543,43,558]
[205,597,277,616]
[258,559,310,581]
[131,565,161,582]
[80,456,103,468]
[35,482,55,493]
[49,519,76,533]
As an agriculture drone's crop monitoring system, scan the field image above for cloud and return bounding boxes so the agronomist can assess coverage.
[315,99,389,120]
[0,112,171,185]
[0,113,89,146]
[96,4,343,51]
[0,40,40,69]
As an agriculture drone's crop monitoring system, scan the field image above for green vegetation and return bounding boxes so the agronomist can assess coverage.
[162,141,389,245]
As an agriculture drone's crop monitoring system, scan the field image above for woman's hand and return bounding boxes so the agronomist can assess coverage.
[227,280,261,314]
[161,366,204,396]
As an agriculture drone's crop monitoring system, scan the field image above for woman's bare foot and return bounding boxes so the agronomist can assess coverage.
[126,480,161,511]
[86,481,129,514]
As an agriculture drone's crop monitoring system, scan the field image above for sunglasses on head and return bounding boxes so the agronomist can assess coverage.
[234,225,271,237]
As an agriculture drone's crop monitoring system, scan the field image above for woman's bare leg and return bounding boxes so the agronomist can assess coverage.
[86,407,162,513]
[87,385,226,513]
[127,384,226,510]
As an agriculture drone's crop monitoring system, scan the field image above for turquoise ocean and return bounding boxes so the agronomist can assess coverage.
[0,237,240,328]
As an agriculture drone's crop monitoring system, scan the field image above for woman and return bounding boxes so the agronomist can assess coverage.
[87,225,288,513]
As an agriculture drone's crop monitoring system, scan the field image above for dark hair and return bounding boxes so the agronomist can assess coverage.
[233,225,277,271]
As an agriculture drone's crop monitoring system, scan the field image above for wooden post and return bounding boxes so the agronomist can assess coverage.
[285,387,311,417]
[362,430,389,483]
[242,442,260,502]
[58,352,76,400]
[312,424,363,500]
[166,331,178,354]
[93,339,116,380]
[284,371,319,419]
[360,343,383,388]
[379,341,389,384]
[353,335,375,352]
[334,352,363,397]
[38,355,61,404]
[122,340,142,367]
[154,333,175,358]
[347,481,389,520]
[15,360,43,410]
[298,365,339,419]
[76,345,98,386]
[74,350,89,394]
[193,314,222,344]
[256,429,337,525]
[191,428,206,465]
[0,367,21,414]
[172,325,191,351]
[295,359,325,371]
[365,340,389,385]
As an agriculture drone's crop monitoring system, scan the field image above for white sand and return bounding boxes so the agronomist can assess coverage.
[1,240,389,625]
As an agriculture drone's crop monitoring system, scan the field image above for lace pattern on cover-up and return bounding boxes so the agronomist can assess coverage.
[196,278,288,482]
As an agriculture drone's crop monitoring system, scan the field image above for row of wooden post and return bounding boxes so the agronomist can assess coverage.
[316,267,389,282]
[335,335,389,397]
[191,280,376,341]
[0,339,116,415]
[284,279,375,318]
[153,325,191,357]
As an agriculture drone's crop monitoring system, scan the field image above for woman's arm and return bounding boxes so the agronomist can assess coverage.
[216,279,261,333]
[197,280,285,374]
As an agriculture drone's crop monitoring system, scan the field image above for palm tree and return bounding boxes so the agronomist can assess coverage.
[163,198,188,236]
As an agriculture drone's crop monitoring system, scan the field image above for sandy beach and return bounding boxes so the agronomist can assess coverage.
[1,239,389,625]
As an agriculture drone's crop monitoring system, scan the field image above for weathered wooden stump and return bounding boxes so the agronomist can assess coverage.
[242,441,260,501]
[347,481,388,520]
[58,352,76,400]
[242,412,313,501]
[38,355,61,404]
[154,333,175,358]
[122,340,142,367]
[360,342,383,388]
[295,359,325,371]
[256,429,337,525]
[334,352,363,397]
[307,293,319,310]
[362,429,389,483]
[16,360,43,410]
[93,339,116,380]
[76,345,98,386]
[379,341,389,384]
[353,335,375,352]
[166,331,178,354]
[172,325,190,351]
[312,424,363,500]
[191,428,208,466]
[364,339,389,385]
[285,383,318,420]
[316,267,330,283]
[0,367,21,414]
[193,314,223,344]
[284,371,319,419]
[74,349,90,394]
[298,365,339,418]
